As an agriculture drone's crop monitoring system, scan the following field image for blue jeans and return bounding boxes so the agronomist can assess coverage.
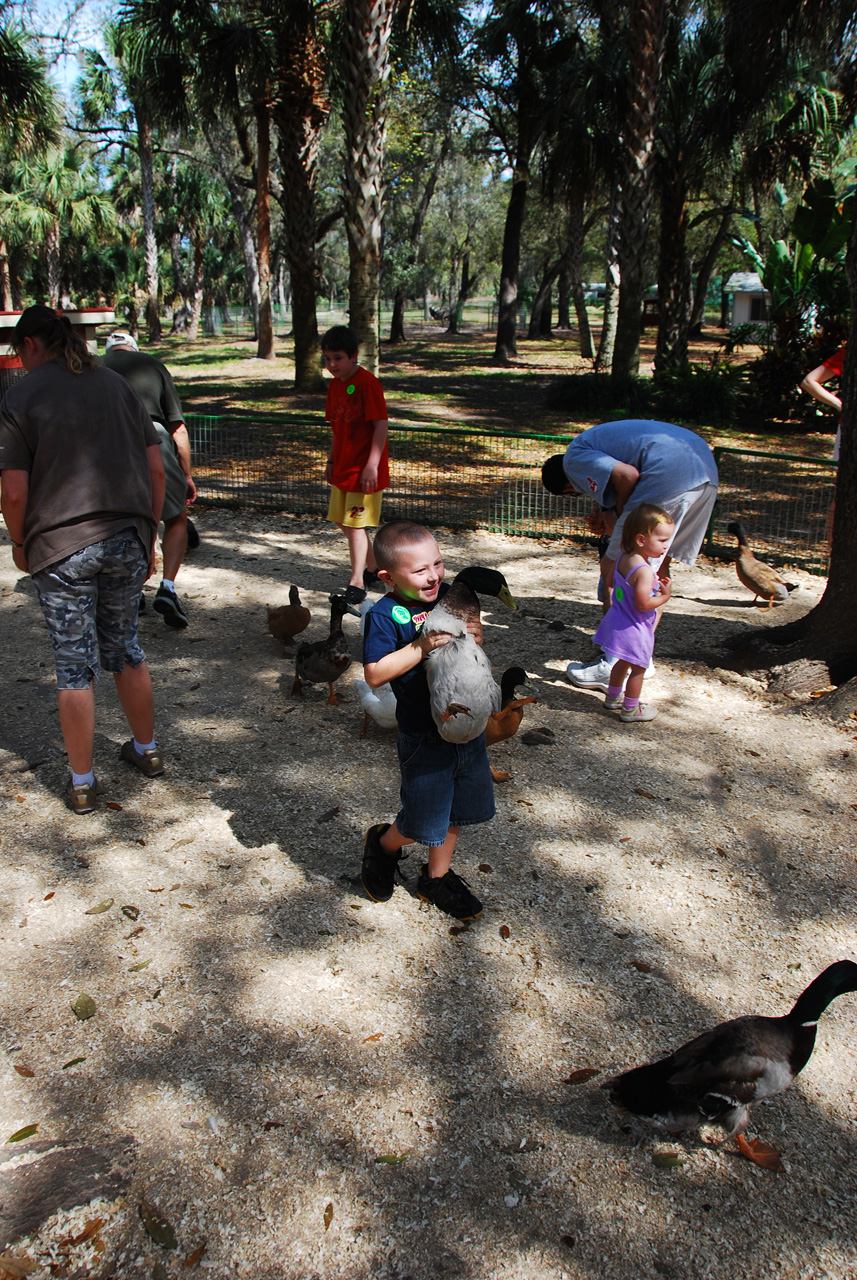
[395,731,495,847]
[31,529,148,690]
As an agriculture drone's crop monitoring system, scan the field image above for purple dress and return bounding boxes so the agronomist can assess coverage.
[593,561,657,667]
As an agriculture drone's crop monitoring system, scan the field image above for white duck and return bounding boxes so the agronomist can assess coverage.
[424,567,517,743]
[354,678,398,735]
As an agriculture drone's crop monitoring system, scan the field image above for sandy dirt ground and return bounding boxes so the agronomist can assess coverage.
[1,510,856,1280]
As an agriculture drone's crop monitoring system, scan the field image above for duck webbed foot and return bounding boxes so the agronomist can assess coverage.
[490,766,511,782]
[735,1132,784,1171]
[327,683,340,706]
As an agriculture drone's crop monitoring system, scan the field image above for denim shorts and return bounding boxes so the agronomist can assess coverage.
[395,730,495,847]
[31,529,148,690]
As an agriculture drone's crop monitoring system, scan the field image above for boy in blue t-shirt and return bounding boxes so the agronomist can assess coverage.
[361,521,495,920]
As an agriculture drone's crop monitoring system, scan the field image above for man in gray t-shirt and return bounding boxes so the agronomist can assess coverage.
[542,420,718,691]
[102,333,196,629]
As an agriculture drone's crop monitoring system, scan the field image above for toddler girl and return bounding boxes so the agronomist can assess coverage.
[593,503,674,722]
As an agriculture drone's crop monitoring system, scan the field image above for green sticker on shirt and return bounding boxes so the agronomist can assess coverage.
[391,604,411,624]
[615,586,624,602]
[347,383,355,395]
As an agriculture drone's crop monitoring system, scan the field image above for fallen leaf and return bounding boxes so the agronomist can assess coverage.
[715,846,728,856]
[106,801,123,811]
[148,888,164,893]
[478,863,493,873]
[362,1032,383,1043]
[262,1121,285,1131]
[59,1219,104,1247]
[317,807,340,823]
[61,1057,86,1070]
[84,899,114,915]
[71,994,96,1021]
[169,884,181,891]
[634,788,657,799]
[137,838,146,846]
[375,1150,411,1164]
[152,1264,170,1280]
[139,1201,177,1249]
[0,1254,37,1277]
[735,1133,784,1171]
[260,877,272,888]
[43,892,55,901]
[6,1124,38,1143]
[121,905,141,920]
[151,1023,172,1035]
[563,1067,601,1085]
[619,836,631,843]
[16,795,24,803]
[499,925,511,939]
[13,1065,34,1078]
[178,903,195,909]
[323,1202,333,1232]
[129,959,153,972]
[651,1151,683,1168]
[449,924,468,936]
[183,1241,206,1268]
[126,925,145,939]
[632,960,652,973]
[745,749,761,757]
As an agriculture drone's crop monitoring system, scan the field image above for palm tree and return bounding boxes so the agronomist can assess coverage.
[0,23,59,153]
[1,143,114,307]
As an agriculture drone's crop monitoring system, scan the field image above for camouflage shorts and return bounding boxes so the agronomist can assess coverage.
[31,529,148,690]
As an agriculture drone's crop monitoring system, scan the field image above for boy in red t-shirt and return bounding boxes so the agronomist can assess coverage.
[321,326,390,605]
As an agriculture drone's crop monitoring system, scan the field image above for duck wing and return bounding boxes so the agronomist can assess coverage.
[425,635,501,743]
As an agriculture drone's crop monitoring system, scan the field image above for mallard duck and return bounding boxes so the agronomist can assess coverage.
[486,665,538,782]
[424,567,517,743]
[291,594,353,705]
[354,678,397,735]
[267,585,311,645]
[727,521,797,609]
[602,960,857,1165]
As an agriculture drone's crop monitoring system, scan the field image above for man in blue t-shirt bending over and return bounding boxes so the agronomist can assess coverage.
[542,420,718,692]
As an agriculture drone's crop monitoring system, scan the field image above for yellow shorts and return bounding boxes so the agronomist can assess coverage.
[327,486,383,528]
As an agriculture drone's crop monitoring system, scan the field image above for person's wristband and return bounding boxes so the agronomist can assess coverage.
[10,540,23,548]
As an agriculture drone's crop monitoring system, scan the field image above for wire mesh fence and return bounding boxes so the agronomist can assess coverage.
[186,416,835,575]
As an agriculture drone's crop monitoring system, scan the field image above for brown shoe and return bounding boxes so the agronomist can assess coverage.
[120,739,165,778]
[65,777,99,815]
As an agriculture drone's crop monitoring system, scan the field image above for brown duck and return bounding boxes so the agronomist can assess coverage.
[291,594,353,705]
[727,521,797,609]
[485,665,538,782]
[267,585,311,645]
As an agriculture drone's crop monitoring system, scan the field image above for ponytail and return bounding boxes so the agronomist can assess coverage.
[12,305,96,375]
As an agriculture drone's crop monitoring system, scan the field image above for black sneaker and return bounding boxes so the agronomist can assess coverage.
[186,518,200,550]
[416,865,483,920]
[344,584,367,606]
[361,823,400,902]
[153,583,189,629]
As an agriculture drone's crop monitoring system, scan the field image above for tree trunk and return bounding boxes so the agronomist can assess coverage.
[493,173,528,363]
[725,201,857,702]
[203,124,261,338]
[45,219,60,309]
[612,0,667,378]
[255,95,275,360]
[341,0,396,377]
[595,190,620,373]
[567,191,593,358]
[389,288,406,342]
[137,104,161,343]
[0,239,9,311]
[528,261,560,338]
[447,247,477,336]
[557,265,571,329]
[9,245,25,309]
[186,242,205,341]
[689,207,731,334]
[654,173,691,373]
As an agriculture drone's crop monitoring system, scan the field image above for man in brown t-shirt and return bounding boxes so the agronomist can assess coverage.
[0,305,167,814]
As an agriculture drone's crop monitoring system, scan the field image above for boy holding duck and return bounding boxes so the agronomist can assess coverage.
[361,521,514,921]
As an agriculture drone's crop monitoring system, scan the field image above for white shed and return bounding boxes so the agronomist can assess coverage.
[724,272,770,328]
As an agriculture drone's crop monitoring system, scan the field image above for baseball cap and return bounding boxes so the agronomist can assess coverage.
[105,331,139,352]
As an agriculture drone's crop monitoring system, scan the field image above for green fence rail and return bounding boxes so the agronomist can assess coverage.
[186,416,835,575]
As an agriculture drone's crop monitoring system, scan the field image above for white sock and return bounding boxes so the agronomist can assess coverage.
[134,738,156,754]
[161,579,175,592]
[72,769,95,787]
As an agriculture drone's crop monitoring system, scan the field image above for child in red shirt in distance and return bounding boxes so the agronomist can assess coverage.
[322,326,389,605]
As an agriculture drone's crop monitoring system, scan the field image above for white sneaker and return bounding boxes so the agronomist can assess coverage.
[566,657,614,693]
[620,702,658,723]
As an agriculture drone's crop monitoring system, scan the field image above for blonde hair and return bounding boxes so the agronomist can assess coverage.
[13,305,95,375]
[621,503,674,553]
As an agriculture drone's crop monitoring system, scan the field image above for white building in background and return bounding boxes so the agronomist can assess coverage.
[724,272,771,328]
